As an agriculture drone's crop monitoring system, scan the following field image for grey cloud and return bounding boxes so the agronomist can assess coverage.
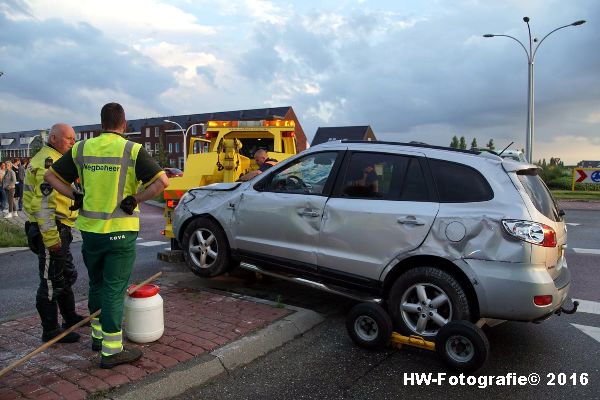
[195,65,216,84]
[0,0,32,18]
[0,10,176,124]
[236,3,599,147]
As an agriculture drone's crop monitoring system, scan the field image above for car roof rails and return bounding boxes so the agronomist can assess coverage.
[340,140,481,155]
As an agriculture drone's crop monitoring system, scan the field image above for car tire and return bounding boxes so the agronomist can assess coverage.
[388,266,471,338]
[182,217,232,278]
[435,320,489,373]
[346,303,393,350]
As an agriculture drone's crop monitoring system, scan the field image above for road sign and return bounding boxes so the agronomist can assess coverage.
[572,168,600,190]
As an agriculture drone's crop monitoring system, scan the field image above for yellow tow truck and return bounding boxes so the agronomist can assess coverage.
[162,119,299,249]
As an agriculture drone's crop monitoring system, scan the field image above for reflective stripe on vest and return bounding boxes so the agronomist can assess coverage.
[73,135,141,233]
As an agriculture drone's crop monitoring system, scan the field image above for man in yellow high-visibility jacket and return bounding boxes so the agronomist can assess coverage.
[24,123,85,343]
[45,103,169,369]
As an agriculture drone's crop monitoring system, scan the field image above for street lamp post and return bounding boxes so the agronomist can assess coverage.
[483,17,585,163]
[163,120,205,170]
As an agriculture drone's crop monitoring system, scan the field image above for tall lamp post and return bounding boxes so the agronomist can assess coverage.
[163,120,205,170]
[483,17,585,163]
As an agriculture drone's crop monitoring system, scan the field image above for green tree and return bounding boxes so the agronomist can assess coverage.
[470,138,478,150]
[459,136,467,150]
[450,136,459,148]
[29,134,45,158]
[486,139,495,151]
[153,135,169,167]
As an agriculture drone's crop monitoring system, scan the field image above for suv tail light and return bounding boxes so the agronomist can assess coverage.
[502,220,557,247]
[534,295,553,306]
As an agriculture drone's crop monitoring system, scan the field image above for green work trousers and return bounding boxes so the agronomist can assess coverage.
[81,231,138,334]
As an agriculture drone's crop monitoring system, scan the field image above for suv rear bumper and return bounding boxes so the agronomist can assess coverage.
[465,258,571,321]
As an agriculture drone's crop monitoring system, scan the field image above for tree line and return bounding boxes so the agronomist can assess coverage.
[450,136,495,151]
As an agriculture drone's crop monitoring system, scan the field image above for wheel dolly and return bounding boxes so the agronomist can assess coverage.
[345,301,577,373]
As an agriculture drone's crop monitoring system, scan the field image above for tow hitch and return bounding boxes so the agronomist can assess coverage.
[555,300,579,315]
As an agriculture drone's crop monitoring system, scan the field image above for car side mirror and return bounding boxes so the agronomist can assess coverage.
[253,181,265,191]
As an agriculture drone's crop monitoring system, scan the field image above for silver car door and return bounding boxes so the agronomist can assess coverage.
[233,151,340,269]
[318,151,438,281]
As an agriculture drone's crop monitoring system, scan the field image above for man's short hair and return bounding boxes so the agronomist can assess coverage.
[254,149,268,157]
[101,102,126,130]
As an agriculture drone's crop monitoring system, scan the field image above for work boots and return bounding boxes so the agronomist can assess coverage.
[37,300,80,343]
[61,314,89,329]
[92,337,102,351]
[42,328,80,343]
[100,347,143,369]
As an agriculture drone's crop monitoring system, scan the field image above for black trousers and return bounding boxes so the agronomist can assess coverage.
[35,221,79,333]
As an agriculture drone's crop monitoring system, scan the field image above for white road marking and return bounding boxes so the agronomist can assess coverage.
[571,324,600,344]
[572,248,600,255]
[566,223,580,226]
[573,299,600,315]
[138,241,168,247]
[136,237,144,241]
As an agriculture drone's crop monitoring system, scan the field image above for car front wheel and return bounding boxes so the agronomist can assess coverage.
[182,217,231,277]
[388,266,471,338]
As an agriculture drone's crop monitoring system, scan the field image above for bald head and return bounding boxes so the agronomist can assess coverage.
[49,123,76,154]
[253,149,268,165]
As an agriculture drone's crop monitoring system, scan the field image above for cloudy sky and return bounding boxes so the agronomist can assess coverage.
[1,0,598,164]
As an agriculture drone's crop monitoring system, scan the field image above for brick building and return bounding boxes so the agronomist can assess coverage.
[0,106,307,170]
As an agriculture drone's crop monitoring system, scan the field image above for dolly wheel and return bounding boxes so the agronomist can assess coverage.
[435,320,490,373]
[346,303,393,350]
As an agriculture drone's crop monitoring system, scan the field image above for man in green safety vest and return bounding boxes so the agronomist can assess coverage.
[45,103,169,369]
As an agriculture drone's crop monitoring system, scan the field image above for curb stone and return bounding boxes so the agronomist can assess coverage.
[0,246,29,255]
[110,298,325,400]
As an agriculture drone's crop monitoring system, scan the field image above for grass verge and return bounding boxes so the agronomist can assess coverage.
[0,219,27,247]
[551,190,600,201]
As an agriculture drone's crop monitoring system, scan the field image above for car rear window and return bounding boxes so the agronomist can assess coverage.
[428,159,494,203]
[517,173,561,221]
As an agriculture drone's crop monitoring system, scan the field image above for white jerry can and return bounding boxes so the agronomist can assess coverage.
[124,284,164,343]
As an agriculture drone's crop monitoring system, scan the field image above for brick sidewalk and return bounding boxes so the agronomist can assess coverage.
[0,286,291,400]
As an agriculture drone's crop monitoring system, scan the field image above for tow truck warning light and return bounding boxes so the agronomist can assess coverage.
[206,120,295,128]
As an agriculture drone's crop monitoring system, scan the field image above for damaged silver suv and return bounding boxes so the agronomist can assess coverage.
[172,140,571,337]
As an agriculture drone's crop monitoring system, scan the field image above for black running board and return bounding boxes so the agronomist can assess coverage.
[239,262,383,304]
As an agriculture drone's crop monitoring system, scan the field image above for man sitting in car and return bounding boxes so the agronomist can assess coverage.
[344,161,379,197]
